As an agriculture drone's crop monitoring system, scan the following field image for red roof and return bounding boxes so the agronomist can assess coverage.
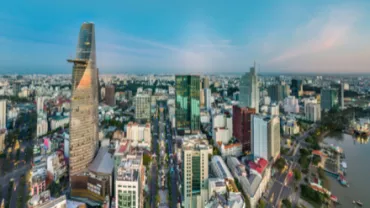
[248,158,268,174]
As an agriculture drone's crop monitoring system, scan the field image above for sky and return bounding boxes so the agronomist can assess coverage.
[0,0,370,74]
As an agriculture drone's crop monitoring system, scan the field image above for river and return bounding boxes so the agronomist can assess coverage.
[324,132,369,208]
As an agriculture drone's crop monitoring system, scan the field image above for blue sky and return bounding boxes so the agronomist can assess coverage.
[1,0,370,74]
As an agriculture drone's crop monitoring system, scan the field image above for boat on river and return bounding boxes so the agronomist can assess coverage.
[353,200,363,207]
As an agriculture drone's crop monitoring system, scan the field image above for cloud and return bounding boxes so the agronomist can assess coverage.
[269,5,360,64]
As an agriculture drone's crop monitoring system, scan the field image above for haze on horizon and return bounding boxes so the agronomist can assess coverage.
[0,1,370,74]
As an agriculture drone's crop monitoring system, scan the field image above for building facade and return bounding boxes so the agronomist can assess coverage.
[105,84,115,106]
[0,100,6,129]
[175,75,200,134]
[305,103,321,122]
[115,154,145,208]
[239,64,259,113]
[232,105,255,152]
[68,22,99,176]
[134,94,151,122]
[321,88,338,111]
[182,146,209,208]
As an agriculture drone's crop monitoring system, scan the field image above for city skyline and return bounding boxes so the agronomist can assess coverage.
[1,1,370,74]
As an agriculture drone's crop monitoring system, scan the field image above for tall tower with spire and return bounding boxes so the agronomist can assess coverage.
[239,63,259,112]
[68,22,99,176]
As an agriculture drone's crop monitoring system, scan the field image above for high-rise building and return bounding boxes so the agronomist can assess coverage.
[182,145,209,208]
[232,105,255,152]
[68,22,99,176]
[0,100,6,129]
[115,154,145,208]
[204,88,211,109]
[339,83,344,109]
[267,84,283,103]
[134,94,151,122]
[105,85,115,106]
[268,116,280,161]
[239,64,259,113]
[291,79,303,97]
[0,129,6,154]
[202,77,210,89]
[175,75,200,134]
[321,88,338,111]
[305,103,321,122]
[36,96,45,114]
[283,96,299,113]
[252,115,280,161]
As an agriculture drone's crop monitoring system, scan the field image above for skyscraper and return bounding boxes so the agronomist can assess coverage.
[0,100,6,129]
[182,145,209,208]
[239,64,259,113]
[252,115,280,161]
[36,96,45,115]
[204,88,211,109]
[267,84,283,103]
[291,79,303,98]
[105,84,115,106]
[339,82,344,109]
[68,22,99,176]
[321,88,338,111]
[175,75,200,134]
[232,105,255,152]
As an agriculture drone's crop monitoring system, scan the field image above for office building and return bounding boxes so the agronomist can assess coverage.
[134,94,151,122]
[252,115,280,161]
[115,154,145,208]
[321,88,338,111]
[0,100,6,129]
[202,77,210,89]
[232,105,255,152]
[204,88,211,109]
[36,117,48,137]
[305,103,321,122]
[283,96,299,114]
[68,22,99,176]
[36,96,45,114]
[182,145,209,208]
[339,83,344,109]
[291,79,303,97]
[239,64,259,112]
[268,84,283,103]
[105,85,115,106]
[0,129,5,154]
[175,75,200,134]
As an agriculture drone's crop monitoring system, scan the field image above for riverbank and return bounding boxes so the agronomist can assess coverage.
[324,132,369,208]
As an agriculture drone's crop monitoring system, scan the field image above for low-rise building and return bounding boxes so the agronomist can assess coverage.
[115,154,145,208]
[50,115,69,130]
[27,190,67,208]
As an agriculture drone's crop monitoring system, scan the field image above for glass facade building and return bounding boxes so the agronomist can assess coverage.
[68,22,99,176]
[175,75,200,134]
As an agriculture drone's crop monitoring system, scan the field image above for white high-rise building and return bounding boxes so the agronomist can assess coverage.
[252,115,269,160]
[204,88,211,109]
[239,64,259,113]
[305,103,321,122]
[36,96,45,114]
[182,146,209,208]
[283,96,299,113]
[252,115,280,161]
[115,154,145,208]
[0,100,6,129]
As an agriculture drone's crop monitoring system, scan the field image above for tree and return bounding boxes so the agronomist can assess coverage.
[282,199,292,208]
[274,158,286,172]
[312,155,321,165]
[143,154,152,168]
[156,193,160,205]
[257,199,266,208]
[293,168,302,181]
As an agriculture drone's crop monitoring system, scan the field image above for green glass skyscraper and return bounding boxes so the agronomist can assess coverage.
[175,75,200,134]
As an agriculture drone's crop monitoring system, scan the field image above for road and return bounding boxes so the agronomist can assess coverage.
[166,118,180,208]
[150,118,159,208]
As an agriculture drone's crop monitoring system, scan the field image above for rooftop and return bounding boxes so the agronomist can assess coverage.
[116,154,142,181]
[88,147,114,175]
